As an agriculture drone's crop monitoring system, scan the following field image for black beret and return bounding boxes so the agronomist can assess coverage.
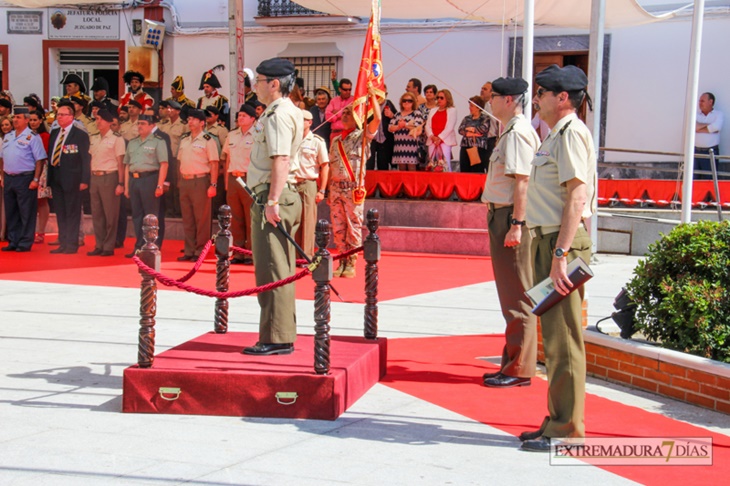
[256,58,295,77]
[0,98,12,109]
[187,109,206,122]
[13,106,30,115]
[57,99,75,109]
[138,114,156,123]
[491,77,529,96]
[158,100,170,108]
[119,105,129,113]
[246,99,264,109]
[96,109,116,123]
[238,103,257,118]
[204,106,220,116]
[127,100,143,109]
[535,64,588,93]
[168,100,182,111]
[89,100,105,109]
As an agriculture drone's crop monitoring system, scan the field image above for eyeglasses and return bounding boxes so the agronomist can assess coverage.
[536,87,550,98]
[254,77,269,84]
[437,96,445,100]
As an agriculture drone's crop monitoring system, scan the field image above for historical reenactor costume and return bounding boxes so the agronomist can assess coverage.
[60,73,92,105]
[119,70,154,112]
[196,65,230,128]
[89,77,118,115]
[166,75,197,109]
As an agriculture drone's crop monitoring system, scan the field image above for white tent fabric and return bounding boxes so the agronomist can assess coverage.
[4,0,121,7]
[293,0,675,28]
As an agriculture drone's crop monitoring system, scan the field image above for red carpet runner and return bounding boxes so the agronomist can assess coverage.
[383,335,728,484]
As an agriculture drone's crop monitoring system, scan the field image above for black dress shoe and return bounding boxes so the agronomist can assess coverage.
[15,247,31,252]
[63,248,78,254]
[242,342,294,356]
[519,416,550,441]
[100,250,114,257]
[230,258,247,265]
[521,436,551,452]
[87,249,103,256]
[177,255,193,262]
[50,247,66,254]
[1,246,17,252]
[482,370,501,382]
[484,373,531,388]
[115,242,124,249]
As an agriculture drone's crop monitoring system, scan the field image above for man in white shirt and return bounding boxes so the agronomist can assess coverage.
[695,92,723,180]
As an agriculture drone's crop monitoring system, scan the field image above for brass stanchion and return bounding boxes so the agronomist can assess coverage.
[363,209,381,339]
[137,214,160,368]
[214,205,232,334]
[313,219,333,375]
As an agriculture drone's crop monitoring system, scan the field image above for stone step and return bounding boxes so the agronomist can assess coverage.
[377,225,490,256]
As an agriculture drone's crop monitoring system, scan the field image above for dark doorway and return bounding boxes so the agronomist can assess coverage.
[93,69,120,100]
[534,52,589,121]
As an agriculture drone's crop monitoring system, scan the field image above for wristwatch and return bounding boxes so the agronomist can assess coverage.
[266,199,279,207]
[554,247,567,259]
[510,218,526,226]
[210,183,217,188]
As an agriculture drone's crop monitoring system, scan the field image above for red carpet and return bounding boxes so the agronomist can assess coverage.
[383,335,728,484]
[123,332,387,420]
[0,236,493,303]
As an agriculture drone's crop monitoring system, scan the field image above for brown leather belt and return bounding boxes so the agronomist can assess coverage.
[180,173,208,180]
[92,170,117,176]
[130,171,158,179]
[487,202,512,211]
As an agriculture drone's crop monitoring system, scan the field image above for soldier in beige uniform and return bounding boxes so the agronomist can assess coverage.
[222,104,257,264]
[481,77,539,389]
[327,90,381,278]
[205,106,229,218]
[520,64,597,452]
[294,109,330,259]
[88,109,126,256]
[158,100,189,218]
[119,100,142,142]
[176,109,219,260]
[243,58,303,356]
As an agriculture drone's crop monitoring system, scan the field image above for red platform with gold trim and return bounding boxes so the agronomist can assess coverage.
[122,332,387,420]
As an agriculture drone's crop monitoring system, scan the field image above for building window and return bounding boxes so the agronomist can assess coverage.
[286,56,340,98]
[258,0,323,17]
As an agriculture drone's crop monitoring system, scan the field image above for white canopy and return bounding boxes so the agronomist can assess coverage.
[293,0,674,29]
[3,0,121,7]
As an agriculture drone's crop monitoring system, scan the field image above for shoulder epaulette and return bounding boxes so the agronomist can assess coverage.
[154,133,164,140]
[559,120,573,136]
[30,130,38,136]
[313,134,324,142]
[203,133,212,140]
[113,131,122,137]
[180,132,191,139]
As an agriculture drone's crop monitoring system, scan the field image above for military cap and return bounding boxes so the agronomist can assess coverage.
[168,100,182,111]
[138,114,156,123]
[158,100,170,108]
[119,105,129,113]
[187,109,207,122]
[89,100,105,109]
[535,64,588,93]
[123,70,145,85]
[57,99,75,110]
[13,106,30,115]
[491,77,529,96]
[301,109,313,121]
[96,109,116,123]
[171,75,185,91]
[199,65,224,90]
[60,73,87,93]
[0,98,14,109]
[246,98,264,109]
[91,77,110,92]
[238,103,257,118]
[127,100,143,109]
[256,58,295,78]
[204,106,220,116]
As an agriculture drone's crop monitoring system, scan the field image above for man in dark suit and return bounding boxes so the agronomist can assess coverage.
[47,102,91,254]
[309,87,332,144]
[367,87,397,171]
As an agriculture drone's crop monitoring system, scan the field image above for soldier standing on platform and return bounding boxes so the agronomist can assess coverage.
[327,88,381,278]
[481,77,539,389]
[242,58,303,356]
[222,104,257,265]
[294,109,329,259]
[0,106,47,252]
[119,71,154,112]
[197,65,230,128]
[123,114,168,257]
[176,109,219,261]
[87,109,125,256]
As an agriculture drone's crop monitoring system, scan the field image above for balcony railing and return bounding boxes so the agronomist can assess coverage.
[258,0,325,17]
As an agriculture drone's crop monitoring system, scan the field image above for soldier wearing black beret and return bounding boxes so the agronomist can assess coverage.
[520,64,596,452]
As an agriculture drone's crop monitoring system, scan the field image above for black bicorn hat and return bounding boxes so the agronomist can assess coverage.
[60,73,87,93]
[199,65,225,90]
[491,77,529,96]
[256,58,295,78]
[91,77,110,92]
[535,64,588,93]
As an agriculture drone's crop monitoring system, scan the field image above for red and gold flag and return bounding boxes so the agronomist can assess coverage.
[352,0,385,130]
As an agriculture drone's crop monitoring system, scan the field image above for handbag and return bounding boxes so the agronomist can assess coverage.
[466,146,481,166]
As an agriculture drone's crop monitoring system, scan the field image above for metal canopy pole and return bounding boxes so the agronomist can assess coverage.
[522,0,534,121]
[681,0,706,224]
[228,0,238,110]
[588,0,606,252]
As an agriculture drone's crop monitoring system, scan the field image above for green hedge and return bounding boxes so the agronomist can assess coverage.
[625,220,730,363]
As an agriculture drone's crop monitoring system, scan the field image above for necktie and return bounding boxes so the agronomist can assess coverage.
[51,129,65,167]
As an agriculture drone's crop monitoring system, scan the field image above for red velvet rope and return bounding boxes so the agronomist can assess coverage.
[132,255,312,298]
[229,245,363,263]
[176,239,214,283]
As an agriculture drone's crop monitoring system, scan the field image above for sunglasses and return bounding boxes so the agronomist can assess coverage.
[402,100,414,104]
[536,87,550,97]
[340,87,352,92]
[437,96,445,100]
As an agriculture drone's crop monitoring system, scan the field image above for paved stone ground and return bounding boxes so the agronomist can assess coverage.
[0,254,727,485]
